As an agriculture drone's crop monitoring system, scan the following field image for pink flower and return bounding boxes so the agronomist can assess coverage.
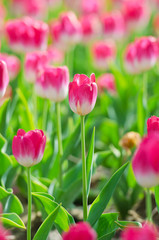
[35,66,69,102]
[80,14,101,42]
[50,12,81,49]
[101,11,126,40]
[47,47,64,65]
[0,53,20,81]
[97,73,116,94]
[81,0,100,15]
[12,129,46,167]
[124,37,159,74]
[147,116,159,135]
[69,73,97,116]
[92,41,116,70]
[62,222,97,240]
[25,51,49,83]
[121,223,158,240]
[122,1,149,32]
[0,60,9,98]
[132,133,159,187]
[5,17,48,53]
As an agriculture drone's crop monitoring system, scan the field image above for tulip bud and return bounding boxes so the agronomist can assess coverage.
[132,134,159,187]
[69,73,97,116]
[0,53,20,81]
[35,66,69,102]
[97,73,116,94]
[92,41,116,70]
[121,223,158,240]
[147,116,159,135]
[5,17,48,53]
[62,222,97,240]
[0,60,9,98]
[12,129,46,167]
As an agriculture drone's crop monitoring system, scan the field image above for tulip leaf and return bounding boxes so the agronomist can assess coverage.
[0,186,12,200]
[115,220,142,229]
[137,89,145,136]
[32,192,74,233]
[0,152,13,177]
[1,166,20,189]
[0,213,26,229]
[87,162,129,226]
[4,194,24,215]
[0,134,6,149]
[33,204,61,240]
[155,186,159,213]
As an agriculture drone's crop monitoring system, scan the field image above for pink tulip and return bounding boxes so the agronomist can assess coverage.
[12,129,46,167]
[25,51,49,83]
[80,14,101,42]
[121,223,158,240]
[97,73,116,94]
[81,0,100,15]
[124,37,159,74]
[101,11,126,40]
[92,41,116,70]
[50,12,81,49]
[35,66,69,101]
[132,133,159,187]
[0,60,9,98]
[69,73,97,116]
[0,53,20,81]
[122,0,149,32]
[147,116,159,135]
[47,47,64,65]
[5,17,48,53]
[62,222,97,240]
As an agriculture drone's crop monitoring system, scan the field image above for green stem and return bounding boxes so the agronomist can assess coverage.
[56,102,63,187]
[42,99,48,131]
[143,72,148,116]
[81,116,87,221]
[33,88,37,128]
[146,188,152,222]
[27,167,32,240]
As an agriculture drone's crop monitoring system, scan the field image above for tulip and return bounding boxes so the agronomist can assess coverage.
[147,116,159,135]
[35,66,69,102]
[92,41,116,70]
[69,73,97,220]
[101,11,126,40]
[69,73,97,116]
[81,0,100,15]
[25,51,49,83]
[5,17,48,53]
[122,0,149,32]
[124,37,159,74]
[121,223,158,240]
[62,222,97,240]
[12,129,46,240]
[80,14,102,42]
[0,53,20,81]
[0,60,9,98]
[50,12,81,50]
[12,129,46,167]
[97,73,116,94]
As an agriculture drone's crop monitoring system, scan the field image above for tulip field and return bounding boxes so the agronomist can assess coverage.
[1,0,159,239]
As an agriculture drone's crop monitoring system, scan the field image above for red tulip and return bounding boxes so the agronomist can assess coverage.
[69,73,97,116]
[97,73,116,94]
[62,222,97,240]
[132,133,159,187]
[35,66,69,102]
[92,41,116,70]
[12,129,46,167]
[5,17,48,53]
[147,116,159,135]
[0,60,9,98]
[121,223,158,240]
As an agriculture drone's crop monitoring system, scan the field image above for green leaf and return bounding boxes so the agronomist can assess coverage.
[32,192,74,233]
[86,127,95,196]
[0,152,13,177]
[0,213,26,229]
[0,186,12,200]
[0,99,10,135]
[95,213,119,239]
[137,90,145,136]
[4,195,24,215]
[87,162,129,226]
[0,134,6,149]
[155,185,159,213]
[33,204,61,240]
[1,166,20,188]
[115,220,142,229]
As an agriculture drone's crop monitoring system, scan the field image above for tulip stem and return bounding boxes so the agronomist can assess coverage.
[27,167,32,240]
[42,99,48,131]
[56,102,63,187]
[81,116,87,221]
[146,188,152,222]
